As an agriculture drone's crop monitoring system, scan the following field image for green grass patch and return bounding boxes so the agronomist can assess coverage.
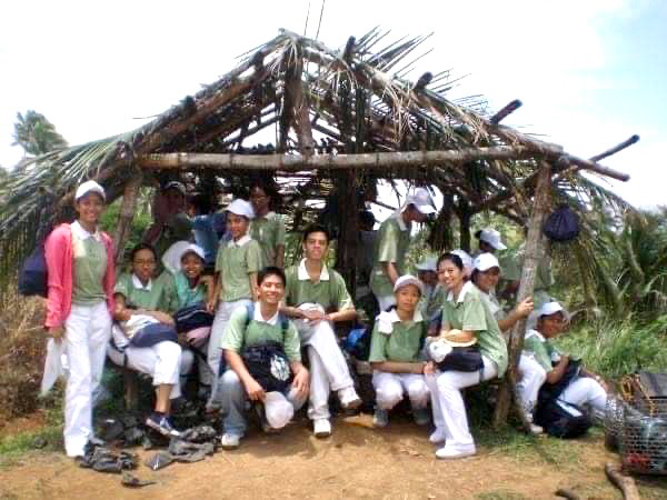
[475,491,528,500]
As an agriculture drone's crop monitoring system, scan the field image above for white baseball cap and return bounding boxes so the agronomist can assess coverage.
[478,228,507,250]
[264,392,294,430]
[393,274,425,295]
[537,301,565,318]
[450,249,473,277]
[473,252,500,273]
[179,243,206,263]
[406,187,436,215]
[75,180,106,202]
[164,181,186,196]
[224,198,255,219]
[416,256,437,272]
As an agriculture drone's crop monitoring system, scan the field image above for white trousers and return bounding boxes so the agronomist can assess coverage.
[372,371,429,410]
[208,299,251,377]
[63,302,112,457]
[426,357,498,447]
[516,355,547,415]
[561,376,607,413]
[296,318,354,420]
[107,341,183,399]
[376,295,396,313]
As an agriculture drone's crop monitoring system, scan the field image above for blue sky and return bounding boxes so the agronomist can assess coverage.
[0,0,664,208]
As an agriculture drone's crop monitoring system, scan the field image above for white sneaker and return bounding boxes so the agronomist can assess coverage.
[313,419,332,438]
[221,433,241,450]
[338,387,362,410]
[528,423,544,435]
[435,443,476,460]
[429,428,447,444]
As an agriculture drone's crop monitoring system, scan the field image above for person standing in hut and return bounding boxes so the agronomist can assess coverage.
[281,224,362,438]
[206,199,262,406]
[370,188,436,312]
[44,181,116,458]
[249,181,286,268]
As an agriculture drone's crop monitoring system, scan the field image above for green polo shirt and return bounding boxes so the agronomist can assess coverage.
[523,329,560,372]
[500,251,554,305]
[72,230,108,305]
[369,310,425,363]
[174,271,207,309]
[441,281,508,376]
[114,271,178,314]
[215,236,262,302]
[284,260,353,312]
[370,215,411,297]
[249,212,286,267]
[221,305,301,362]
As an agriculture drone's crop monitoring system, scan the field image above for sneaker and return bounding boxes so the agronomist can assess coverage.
[528,423,544,435]
[338,387,362,410]
[435,443,476,460]
[413,408,430,426]
[313,419,332,438]
[429,427,447,444]
[221,433,241,450]
[373,409,389,428]
[145,414,181,438]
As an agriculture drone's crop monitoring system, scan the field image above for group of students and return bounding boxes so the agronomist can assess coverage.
[43,180,608,462]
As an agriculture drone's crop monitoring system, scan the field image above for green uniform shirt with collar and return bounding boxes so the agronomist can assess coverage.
[71,229,108,305]
[114,271,178,314]
[249,212,286,267]
[370,214,411,298]
[368,311,425,363]
[221,305,301,362]
[501,251,554,306]
[215,235,262,302]
[284,259,354,311]
[174,270,207,309]
[523,329,560,372]
[441,281,508,376]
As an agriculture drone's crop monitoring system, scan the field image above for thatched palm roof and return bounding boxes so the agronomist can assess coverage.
[0,28,634,294]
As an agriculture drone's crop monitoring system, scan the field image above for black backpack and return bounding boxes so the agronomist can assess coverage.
[543,204,580,242]
[534,398,592,438]
[18,243,48,297]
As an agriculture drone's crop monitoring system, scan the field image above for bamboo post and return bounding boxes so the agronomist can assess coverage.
[335,172,358,299]
[493,162,552,429]
[113,170,143,266]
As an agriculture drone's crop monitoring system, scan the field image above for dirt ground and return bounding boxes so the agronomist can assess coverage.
[2,413,666,500]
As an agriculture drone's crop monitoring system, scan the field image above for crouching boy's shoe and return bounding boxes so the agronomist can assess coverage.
[145,413,181,438]
[221,433,242,450]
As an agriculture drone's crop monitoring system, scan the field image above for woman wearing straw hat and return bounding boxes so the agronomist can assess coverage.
[369,275,431,428]
[471,252,545,433]
[425,252,508,459]
[44,180,116,458]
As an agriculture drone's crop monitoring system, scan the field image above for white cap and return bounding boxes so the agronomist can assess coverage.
[406,187,436,215]
[264,391,294,430]
[179,243,206,263]
[473,252,500,273]
[164,181,186,196]
[538,301,565,318]
[224,198,255,219]
[75,180,106,201]
[451,249,473,278]
[393,274,425,295]
[416,256,437,272]
[428,339,453,363]
[161,241,191,274]
[478,228,507,250]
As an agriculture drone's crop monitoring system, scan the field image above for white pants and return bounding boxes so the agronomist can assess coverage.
[561,377,607,413]
[376,295,396,313]
[107,341,184,399]
[295,318,354,420]
[372,371,429,410]
[208,299,251,377]
[516,355,547,415]
[63,302,112,457]
[426,357,498,448]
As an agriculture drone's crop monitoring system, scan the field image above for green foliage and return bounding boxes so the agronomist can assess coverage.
[12,110,67,157]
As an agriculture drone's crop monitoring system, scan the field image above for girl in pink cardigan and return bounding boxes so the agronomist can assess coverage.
[44,180,116,458]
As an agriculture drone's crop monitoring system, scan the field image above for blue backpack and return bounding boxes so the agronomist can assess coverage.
[18,244,48,298]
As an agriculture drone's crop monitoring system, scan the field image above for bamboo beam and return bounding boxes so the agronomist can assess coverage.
[137,147,534,171]
[113,169,143,265]
[493,162,552,429]
[489,99,522,125]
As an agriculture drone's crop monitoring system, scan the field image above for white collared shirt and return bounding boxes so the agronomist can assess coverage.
[252,302,279,326]
[71,220,102,242]
[524,328,546,342]
[131,273,153,291]
[228,234,252,248]
[297,258,330,281]
[377,307,424,334]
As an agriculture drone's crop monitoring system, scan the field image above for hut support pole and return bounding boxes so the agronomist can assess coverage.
[335,172,358,298]
[493,162,552,429]
[113,170,143,265]
[457,200,472,252]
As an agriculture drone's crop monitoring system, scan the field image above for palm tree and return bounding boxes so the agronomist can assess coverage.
[12,110,67,157]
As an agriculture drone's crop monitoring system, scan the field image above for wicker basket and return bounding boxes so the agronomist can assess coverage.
[618,397,667,475]
[604,395,623,451]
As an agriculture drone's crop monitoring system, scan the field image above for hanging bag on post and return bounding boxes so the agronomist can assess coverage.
[543,204,580,242]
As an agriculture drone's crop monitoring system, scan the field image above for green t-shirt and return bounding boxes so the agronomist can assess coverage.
[284,260,353,312]
[369,311,425,363]
[523,329,560,372]
[441,281,508,376]
[114,271,178,314]
[174,271,207,309]
[370,215,411,297]
[72,231,108,305]
[221,305,301,362]
[249,212,286,268]
[215,236,262,302]
[500,251,554,299]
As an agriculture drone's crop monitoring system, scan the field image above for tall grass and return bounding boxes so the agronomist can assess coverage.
[556,315,667,379]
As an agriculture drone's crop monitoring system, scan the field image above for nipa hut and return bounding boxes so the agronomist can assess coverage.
[0,28,637,427]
